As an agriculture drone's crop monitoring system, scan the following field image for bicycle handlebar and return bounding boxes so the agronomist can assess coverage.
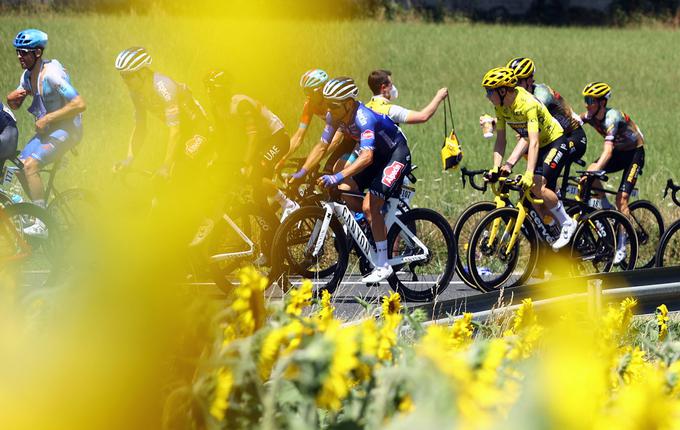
[664,178,680,207]
[460,167,488,192]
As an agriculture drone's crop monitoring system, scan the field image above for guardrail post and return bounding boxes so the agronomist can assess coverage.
[587,279,603,317]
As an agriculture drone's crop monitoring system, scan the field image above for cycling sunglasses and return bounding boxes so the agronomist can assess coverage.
[485,88,495,98]
[16,49,37,57]
[584,96,599,105]
[327,101,345,111]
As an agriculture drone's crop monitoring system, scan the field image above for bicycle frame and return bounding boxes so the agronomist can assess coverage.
[0,208,31,263]
[310,197,429,268]
[208,213,255,263]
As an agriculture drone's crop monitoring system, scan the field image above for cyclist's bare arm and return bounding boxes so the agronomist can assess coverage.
[40,95,86,125]
[591,142,614,172]
[526,130,540,173]
[505,137,528,170]
[338,148,373,179]
[301,140,329,173]
[493,126,507,167]
[6,89,28,110]
[405,88,448,124]
[127,113,147,159]
[163,124,182,167]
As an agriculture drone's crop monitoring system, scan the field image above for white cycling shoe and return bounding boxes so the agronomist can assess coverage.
[552,220,577,250]
[280,201,300,222]
[23,219,48,239]
[362,265,393,284]
[613,247,627,265]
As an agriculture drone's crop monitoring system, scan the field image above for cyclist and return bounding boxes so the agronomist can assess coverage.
[503,57,587,189]
[6,29,86,235]
[0,102,18,175]
[580,82,645,264]
[365,69,448,125]
[203,69,299,221]
[482,67,576,250]
[113,47,211,180]
[314,77,411,283]
[284,69,356,179]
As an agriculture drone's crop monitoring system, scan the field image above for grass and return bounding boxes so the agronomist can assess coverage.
[1,14,679,226]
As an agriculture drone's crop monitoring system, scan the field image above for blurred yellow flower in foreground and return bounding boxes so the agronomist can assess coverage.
[285,279,313,316]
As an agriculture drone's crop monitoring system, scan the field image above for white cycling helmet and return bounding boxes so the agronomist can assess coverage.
[300,69,329,90]
[115,47,152,73]
[322,77,358,101]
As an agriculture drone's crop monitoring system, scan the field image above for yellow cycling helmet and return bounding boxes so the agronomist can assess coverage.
[582,82,611,99]
[482,67,517,89]
[506,57,535,79]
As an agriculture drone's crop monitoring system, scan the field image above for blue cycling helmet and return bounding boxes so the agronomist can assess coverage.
[14,29,48,49]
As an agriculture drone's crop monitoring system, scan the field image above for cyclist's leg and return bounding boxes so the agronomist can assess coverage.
[0,124,18,174]
[363,145,411,280]
[16,127,81,206]
[614,147,644,218]
[541,137,576,249]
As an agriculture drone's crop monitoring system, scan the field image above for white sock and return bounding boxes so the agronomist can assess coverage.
[34,199,46,209]
[376,240,388,268]
[617,230,628,252]
[274,190,288,206]
[549,201,570,226]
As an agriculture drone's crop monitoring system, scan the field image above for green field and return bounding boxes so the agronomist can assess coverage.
[1,14,679,223]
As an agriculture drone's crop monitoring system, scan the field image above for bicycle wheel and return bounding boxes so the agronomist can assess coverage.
[452,201,496,290]
[271,206,349,295]
[629,200,664,269]
[3,203,59,287]
[386,208,456,302]
[47,188,99,237]
[656,220,680,267]
[207,212,270,292]
[570,209,637,274]
[467,207,538,292]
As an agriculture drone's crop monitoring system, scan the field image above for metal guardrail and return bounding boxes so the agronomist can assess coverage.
[409,266,680,322]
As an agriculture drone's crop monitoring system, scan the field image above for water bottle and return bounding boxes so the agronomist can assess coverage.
[10,192,23,204]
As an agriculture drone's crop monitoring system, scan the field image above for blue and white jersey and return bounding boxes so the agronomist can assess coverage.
[18,59,81,129]
[321,103,407,156]
[0,102,16,130]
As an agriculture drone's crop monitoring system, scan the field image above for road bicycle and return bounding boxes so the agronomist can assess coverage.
[272,171,456,302]
[655,179,680,267]
[466,171,638,291]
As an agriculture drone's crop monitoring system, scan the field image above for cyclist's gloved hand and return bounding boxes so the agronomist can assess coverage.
[484,166,499,182]
[500,163,512,177]
[520,170,534,190]
[291,168,307,180]
[319,172,344,188]
[113,156,134,173]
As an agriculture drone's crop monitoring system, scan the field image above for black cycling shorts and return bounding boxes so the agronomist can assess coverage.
[599,146,645,195]
[566,126,587,162]
[353,143,411,200]
[535,135,570,191]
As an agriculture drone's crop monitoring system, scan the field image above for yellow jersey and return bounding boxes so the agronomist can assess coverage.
[495,86,563,147]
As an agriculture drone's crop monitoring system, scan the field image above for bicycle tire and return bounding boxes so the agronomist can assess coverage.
[656,219,680,268]
[451,201,496,290]
[386,208,456,302]
[570,209,638,274]
[3,203,59,287]
[628,200,664,269]
[467,207,539,292]
[271,205,349,296]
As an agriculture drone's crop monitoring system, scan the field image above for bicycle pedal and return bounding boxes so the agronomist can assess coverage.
[365,282,380,288]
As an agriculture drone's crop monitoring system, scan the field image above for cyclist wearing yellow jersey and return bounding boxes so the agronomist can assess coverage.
[283,69,353,177]
[365,69,448,124]
[482,67,576,250]
[503,58,587,179]
[580,82,645,264]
